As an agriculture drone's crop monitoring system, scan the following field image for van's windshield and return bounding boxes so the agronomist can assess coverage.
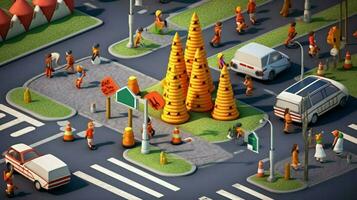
[276,99,300,113]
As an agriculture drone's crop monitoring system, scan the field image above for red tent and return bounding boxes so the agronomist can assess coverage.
[0,9,11,40]
[32,0,57,22]
[9,0,34,31]
[64,0,75,13]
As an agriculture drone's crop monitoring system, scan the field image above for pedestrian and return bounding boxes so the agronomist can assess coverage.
[75,65,86,89]
[44,53,54,78]
[243,75,253,96]
[247,0,257,24]
[280,0,291,17]
[154,10,167,33]
[332,130,344,155]
[85,120,96,150]
[147,117,155,139]
[283,108,292,133]
[217,52,228,70]
[284,22,297,47]
[3,168,15,198]
[210,21,222,47]
[64,50,75,73]
[291,144,301,170]
[235,6,248,33]
[326,26,340,50]
[91,43,100,64]
[235,122,245,143]
[134,27,144,48]
[308,31,320,57]
[314,132,326,163]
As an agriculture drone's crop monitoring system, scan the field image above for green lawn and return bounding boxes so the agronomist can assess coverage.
[140,82,265,142]
[126,146,193,174]
[305,54,357,97]
[207,1,357,68]
[148,25,175,36]
[8,88,73,118]
[250,173,305,191]
[0,11,101,64]
[169,0,268,29]
[110,38,161,57]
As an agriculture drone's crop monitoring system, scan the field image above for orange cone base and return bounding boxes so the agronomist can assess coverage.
[171,140,183,145]
[122,143,136,148]
[343,63,352,70]
[63,135,74,142]
[256,173,264,177]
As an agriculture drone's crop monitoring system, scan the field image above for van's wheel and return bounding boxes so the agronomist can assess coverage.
[311,114,318,124]
[34,181,42,191]
[268,71,276,81]
[339,97,347,107]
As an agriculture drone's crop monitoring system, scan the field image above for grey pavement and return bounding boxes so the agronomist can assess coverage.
[27,57,233,166]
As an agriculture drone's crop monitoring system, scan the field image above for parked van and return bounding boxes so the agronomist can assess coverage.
[274,76,348,124]
[231,42,290,80]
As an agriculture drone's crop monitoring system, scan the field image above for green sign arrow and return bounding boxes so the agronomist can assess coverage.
[115,86,137,109]
[247,132,259,154]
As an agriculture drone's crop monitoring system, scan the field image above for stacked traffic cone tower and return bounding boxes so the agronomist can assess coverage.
[186,48,213,112]
[161,63,190,124]
[163,32,189,97]
[63,122,74,141]
[211,65,239,120]
[316,62,324,76]
[184,12,214,92]
[343,51,352,70]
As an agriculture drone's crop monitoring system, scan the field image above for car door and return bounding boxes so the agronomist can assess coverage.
[267,52,286,73]
[323,84,340,111]
[309,90,325,115]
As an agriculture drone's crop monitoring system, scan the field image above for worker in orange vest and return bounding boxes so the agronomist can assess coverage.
[64,50,75,73]
[210,21,222,47]
[284,108,293,133]
[3,168,15,197]
[154,10,167,33]
[247,0,257,25]
[75,65,86,89]
[134,27,144,48]
[44,53,54,78]
[85,120,96,150]
[91,43,100,61]
[308,31,320,57]
[243,75,254,96]
[285,22,297,47]
[235,6,248,33]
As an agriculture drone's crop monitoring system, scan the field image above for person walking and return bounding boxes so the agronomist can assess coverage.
[291,144,301,170]
[210,21,222,47]
[85,121,96,150]
[44,53,54,78]
[332,130,344,155]
[284,22,297,47]
[283,108,293,133]
[64,50,75,73]
[314,132,326,163]
[247,0,257,24]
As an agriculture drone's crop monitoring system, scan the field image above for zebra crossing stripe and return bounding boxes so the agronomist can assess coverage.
[216,190,244,200]
[0,118,23,131]
[0,104,44,127]
[0,113,5,119]
[232,183,273,200]
[10,126,36,137]
[108,157,180,191]
[73,171,142,200]
[91,164,164,198]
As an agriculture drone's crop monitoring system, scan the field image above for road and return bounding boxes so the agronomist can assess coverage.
[0,0,356,199]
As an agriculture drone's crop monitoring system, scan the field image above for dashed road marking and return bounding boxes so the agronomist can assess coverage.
[0,118,23,131]
[263,89,277,96]
[198,196,213,200]
[348,124,357,131]
[216,190,244,200]
[10,126,36,137]
[232,183,273,200]
[30,132,63,148]
[83,2,98,9]
[339,131,357,144]
[233,150,245,155]
[0,104,44,127]
[137,9,147,14]
[0,113,5,119]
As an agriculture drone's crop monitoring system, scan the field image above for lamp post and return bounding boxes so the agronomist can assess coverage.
[293,41,304,80]
[127,0,142,48]
[260,118,276,182]
[140,98,149,154]
[303,0,311,23]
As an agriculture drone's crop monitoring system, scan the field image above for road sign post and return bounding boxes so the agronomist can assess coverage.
[247,132,259,154]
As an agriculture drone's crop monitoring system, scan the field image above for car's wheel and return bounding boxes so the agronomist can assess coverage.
[339,97,347,107]
[34,181,42,191]
[268,71,276,81]
[311,114,318,124]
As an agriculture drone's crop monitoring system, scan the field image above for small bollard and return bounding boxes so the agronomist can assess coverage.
[284,162,291,180]
[90,103,96,113]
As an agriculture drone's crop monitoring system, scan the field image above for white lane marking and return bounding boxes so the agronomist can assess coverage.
[216,190,244,200]
[261,157,270,163]
[57,120,69,127]
[0,113,5,119]
[232,183,273,200]
[348,124,357,131]
[60,126,76,132]
[263,89,277,96]
[108,157,180,191]
[0,104,44,127]
[93,121,103,128]
[73,171,142,200]
[198,196,213,200]
[0,118,23,131]
[233,150,245,155]
[91,164,164,198]
[137,9,147,14]
[77,131,86,138]
[10,126,36,137]
[30,132,63,148]
[342,132,357,144]
[83,2,98,9]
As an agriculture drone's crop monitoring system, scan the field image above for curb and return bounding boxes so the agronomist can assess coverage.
[0,10,103,67]
[246,174,308,194]
[123,149,197,177]
[6,87,77,121]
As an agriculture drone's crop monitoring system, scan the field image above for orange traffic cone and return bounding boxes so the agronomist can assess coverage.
[343,51,352,70]
[257,160,264,177]
[316,62,324,76]
[63,122,74,141]
[171,127,182,145]
[122,127,135,148]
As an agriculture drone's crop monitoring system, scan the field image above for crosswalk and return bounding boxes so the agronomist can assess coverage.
[73,157,180,199]
[0,104,44,137]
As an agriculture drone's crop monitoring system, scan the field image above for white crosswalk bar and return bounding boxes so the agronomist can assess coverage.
[232,183,273,200]
[0,118,23,131]
[108,157,180,191]
[0,104,44,127]
[91,164,164,198]
[10,126,36,137]
[0,113,5,119]
[30,132,63,148]
[198,196,213,200]
[343,133,357,144]
[216,190,244,200]
[73,171,142,200]
[348,124,357,131]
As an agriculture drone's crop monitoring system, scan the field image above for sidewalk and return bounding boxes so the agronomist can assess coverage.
[26,57,233,166]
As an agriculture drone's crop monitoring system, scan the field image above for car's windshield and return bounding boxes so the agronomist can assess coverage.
[23,150,40,162]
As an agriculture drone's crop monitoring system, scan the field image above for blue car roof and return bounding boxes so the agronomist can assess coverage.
[286,76,329,97]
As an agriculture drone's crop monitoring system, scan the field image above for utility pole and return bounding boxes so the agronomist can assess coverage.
[345,0,348,46]
[303,0,311,23]
[302,97,309,182]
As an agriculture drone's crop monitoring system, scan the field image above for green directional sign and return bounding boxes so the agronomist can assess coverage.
[115,86,137,109]
[247,132,259,154]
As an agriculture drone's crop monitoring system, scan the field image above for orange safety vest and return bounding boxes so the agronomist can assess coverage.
[66,55,74,66]
[86,128,94,139]
[247,2,256,13]
[284,113,292,123]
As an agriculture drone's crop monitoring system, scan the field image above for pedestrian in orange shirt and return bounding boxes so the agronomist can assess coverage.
[247,0,257,25]
[44,54,54,78]
[210,21,222,47]
[284,108,293,133]
[308,31,319,57]
[134,27,144,48]
[64,50,75,73]
[3,168,16,197]
[280,0,291,17]
[85,120,96,150]
[284,22,297,47]
[243,75,253,96]
[235,6,248,33]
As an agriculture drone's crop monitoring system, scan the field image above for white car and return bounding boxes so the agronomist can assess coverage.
[3,143,71,191]
[231,42,290,80]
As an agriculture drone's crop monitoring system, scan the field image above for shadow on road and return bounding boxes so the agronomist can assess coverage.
[49,175,88,195]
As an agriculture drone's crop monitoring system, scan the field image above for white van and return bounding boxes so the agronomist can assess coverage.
[231,42,290,80]
[274,76,349,124]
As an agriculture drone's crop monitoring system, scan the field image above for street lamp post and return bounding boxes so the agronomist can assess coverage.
[260,119,276,182]
[303,0,311,23]
[293,41,304,80]
[127,0,142,48]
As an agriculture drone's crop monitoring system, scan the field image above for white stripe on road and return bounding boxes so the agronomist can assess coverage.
[233,150,245,155]
[198,196,213,200]
[91,164,164,198]
[263,89,277,96]
[232,183,273,200]
[77,131,86,138]
[0,104,44,127]
[216,190,244,200]
[137,9,148,14]
[261,157,270,163]
[0,113,5,119]
[343,133,357,144]
[83,2,98,9]
[0,118,23,131]
[108,157,180,191]
[10,126,36,137]
[348,124,357,131]
[73,171,142,200]
[30,132,63,148]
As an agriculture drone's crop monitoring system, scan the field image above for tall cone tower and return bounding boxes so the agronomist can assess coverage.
[186,48,213,112]
[163,32,189,97]
[161,64,190,124]
[212,65,239,120]
[184,12,214,92]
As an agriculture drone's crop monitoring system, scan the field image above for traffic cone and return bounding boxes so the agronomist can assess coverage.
[256,160,264,177]
[316,61,324,76]
[171,127,182,145]
[122,127,135,148]
[343,51,352,70]
[128,76,140,95]
[63,122,74,142]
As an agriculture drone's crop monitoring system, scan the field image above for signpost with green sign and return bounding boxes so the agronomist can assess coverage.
[247,132,259,154]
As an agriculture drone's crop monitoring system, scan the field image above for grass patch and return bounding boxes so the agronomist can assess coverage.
[8,87,72,118]
[169,0,268,29]
[305,54,357,97]
[0,10,101,64]
[147,26,175,36]
[110,38,161,57]
[140,82,265,142]
[250,173,304,191]
[126,146,193,174]
[207,1,357,68]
